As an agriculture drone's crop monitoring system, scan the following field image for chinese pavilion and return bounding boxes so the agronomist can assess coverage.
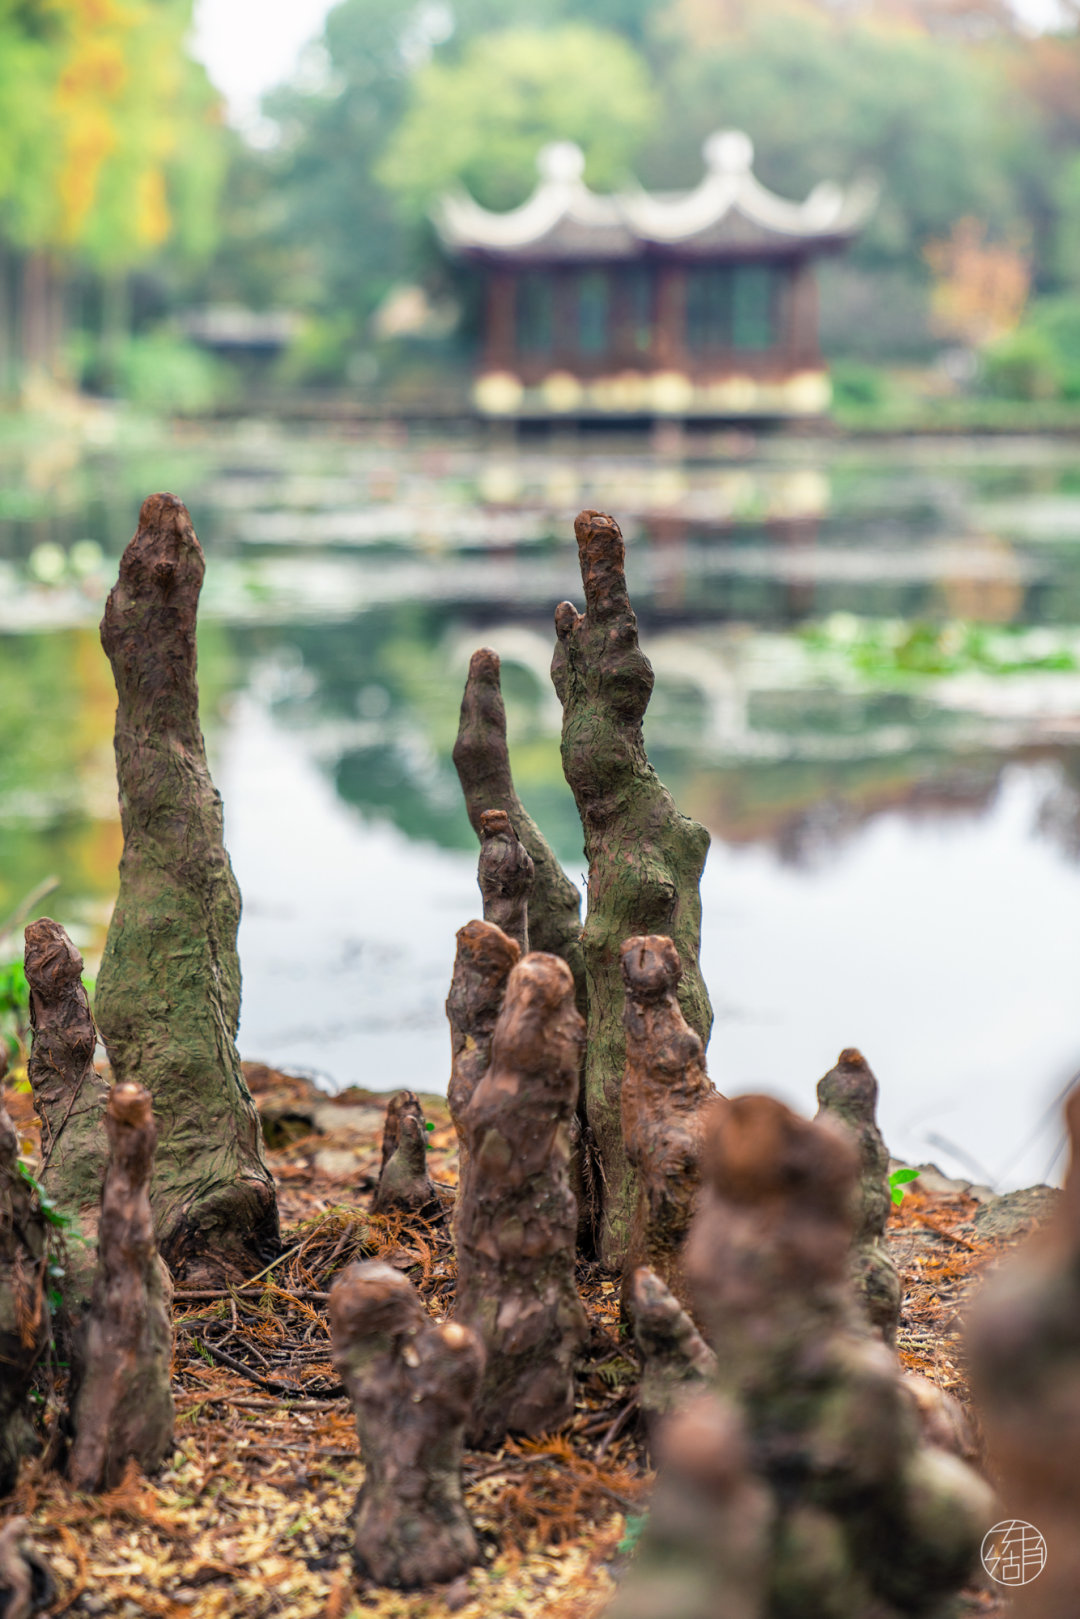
[434,131,876,421]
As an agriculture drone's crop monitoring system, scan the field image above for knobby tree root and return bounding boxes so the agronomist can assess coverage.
[477,808,534,954]
[620,936,718,1310]
[815,1046,901,1345]
[373,1092,437,1217]
[330,1261,483,1588]
[680,1095,993,1617]
[454,952,588,1448]
[0,1097,50,1496]
[553,510,712,1268]
[445,919,520,1191]
[967,1086,1080,1618]
[68,1083,175,1492]
[452,647,584,1006]
[0,1518,55,1619]
[96,493,279,1282]
[24,918,109,1308]
[627,1266,716,1443]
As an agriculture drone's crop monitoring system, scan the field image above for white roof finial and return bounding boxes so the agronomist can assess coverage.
[703,130,754,175]
[537,142,586,184]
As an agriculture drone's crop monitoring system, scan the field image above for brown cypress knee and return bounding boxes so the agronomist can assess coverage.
[95,493,278,1282]
[620,936,718,1309]
[628,1266,716,1442]
[477,808,533,953]
[553,510,712,1269]
[455,952,587,1448]
[445,919,520,1179]
[330,1261,483,1589]
[966,1087,1080,1618]
[24,918,108,1308]
[452,647,584,1006]
[0,1518,55,1619]
[68,1082,175,1492]
[0,1097,50,1496]
[373,1091,437,1217]
[815,1046,901,1345]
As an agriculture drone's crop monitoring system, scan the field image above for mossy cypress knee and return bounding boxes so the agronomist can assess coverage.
[96,493,278,1282]
[552,511,712,1268]
[477,808,533,953]
[0,1094,50,1496]
[446,919,520,1175]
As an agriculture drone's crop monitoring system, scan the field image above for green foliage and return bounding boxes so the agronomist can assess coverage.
[890,1167,921,1206]
[803,614,1080,679]
[377,24,657,217]
[0,956,29,1063]
[617,1513,647,1556]
[113,331,230,414]
[982,325,1059,400]
[829,360,890,409]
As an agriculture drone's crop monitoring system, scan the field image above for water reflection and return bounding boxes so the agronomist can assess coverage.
[2,419,1080,1187]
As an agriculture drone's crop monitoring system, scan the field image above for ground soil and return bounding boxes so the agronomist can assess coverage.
[0,1064,1056,1618]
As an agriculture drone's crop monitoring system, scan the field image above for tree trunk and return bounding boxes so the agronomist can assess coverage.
[553,510,712,1268]
[68,1083,174,1492]
[0,1096,50,1496]
[620,936,718,1310]
[330,1260,483,1588]
[96,493,279,1283]
[628,1265,715,1443]
[477,809,533,953]
[373,1091,437,1217]
[815,1047,901,1346]
[452,648,584,1007]
[454,953,587,1448]
[24,919,109,1311]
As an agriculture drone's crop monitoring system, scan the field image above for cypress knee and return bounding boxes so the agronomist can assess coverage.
[553,511,712,1268]
[96,493,278,1281]
[24,918,108,1308]
[373,1091,437,1217]
[452,648,583,1006]
[0,1096,50,1496]
[455,952,587,1448]
[684,1095,992,1616]
[68,1083,175,1492]
[0,1518,54,1619]
[445,919,520,1178]
[620,936,718,1309]
[815,1047,901,1345]
[330,1261,483,1589]
[628,1266,716,1442]
[477,809,533,953]
[966,1087,1080,1618]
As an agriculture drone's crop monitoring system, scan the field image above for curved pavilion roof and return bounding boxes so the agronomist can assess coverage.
[434,131,878,264]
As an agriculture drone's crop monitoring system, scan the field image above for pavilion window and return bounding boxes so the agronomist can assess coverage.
[516,273,553,354]
[731,265,778,350]
[685,266,733,351]
[625,266,652,353]
[577,270,609,354]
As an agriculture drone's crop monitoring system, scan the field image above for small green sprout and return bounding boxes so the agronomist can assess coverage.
[890,1167,921,1206]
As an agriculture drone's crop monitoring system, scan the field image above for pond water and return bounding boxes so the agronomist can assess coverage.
[3,414,1080,1190]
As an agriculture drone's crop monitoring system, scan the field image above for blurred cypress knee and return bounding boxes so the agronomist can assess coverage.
[628,1266,716,1443]
[455,952,587,1448]
[453,647,584,1004]
[0,1518,55,1619]
[606,1391,770,1619]
[620,936,718,1309]
[553,511,711,1268]
[966,1088,1080,1617]
[24,918,109,1310]
[815,1046,901,1345]
[330,1260,483,1588]
[685,1095,993,1617]
[95,493,278,1281]
[0,1094,50,1496]
[446,919,520,1179]
[68,1083,174,1492]
[477,808,533,953]
[373,1091,437,1217]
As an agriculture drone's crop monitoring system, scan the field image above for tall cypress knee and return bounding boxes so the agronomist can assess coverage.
[629,1266,716,1443]
[453,648,584,1006]
[455,952,587,1448]
[96,492,278,1281]
[445,919,520,1173]
[815,1047,901,1346]
[0,1096,49,1496]
[620,936,718,1309]
[477,809,533,954]
[330,1261,483,1588]
[24,918,109,1307]
[553,511,712,1268]
[68,1083,174,1492]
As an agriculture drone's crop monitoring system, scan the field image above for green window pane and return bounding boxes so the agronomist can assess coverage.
[516,274,552,354]
[732,266,777,350]
[686,267,733,351]
[578,271,609,354]
[625,266,652,352]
